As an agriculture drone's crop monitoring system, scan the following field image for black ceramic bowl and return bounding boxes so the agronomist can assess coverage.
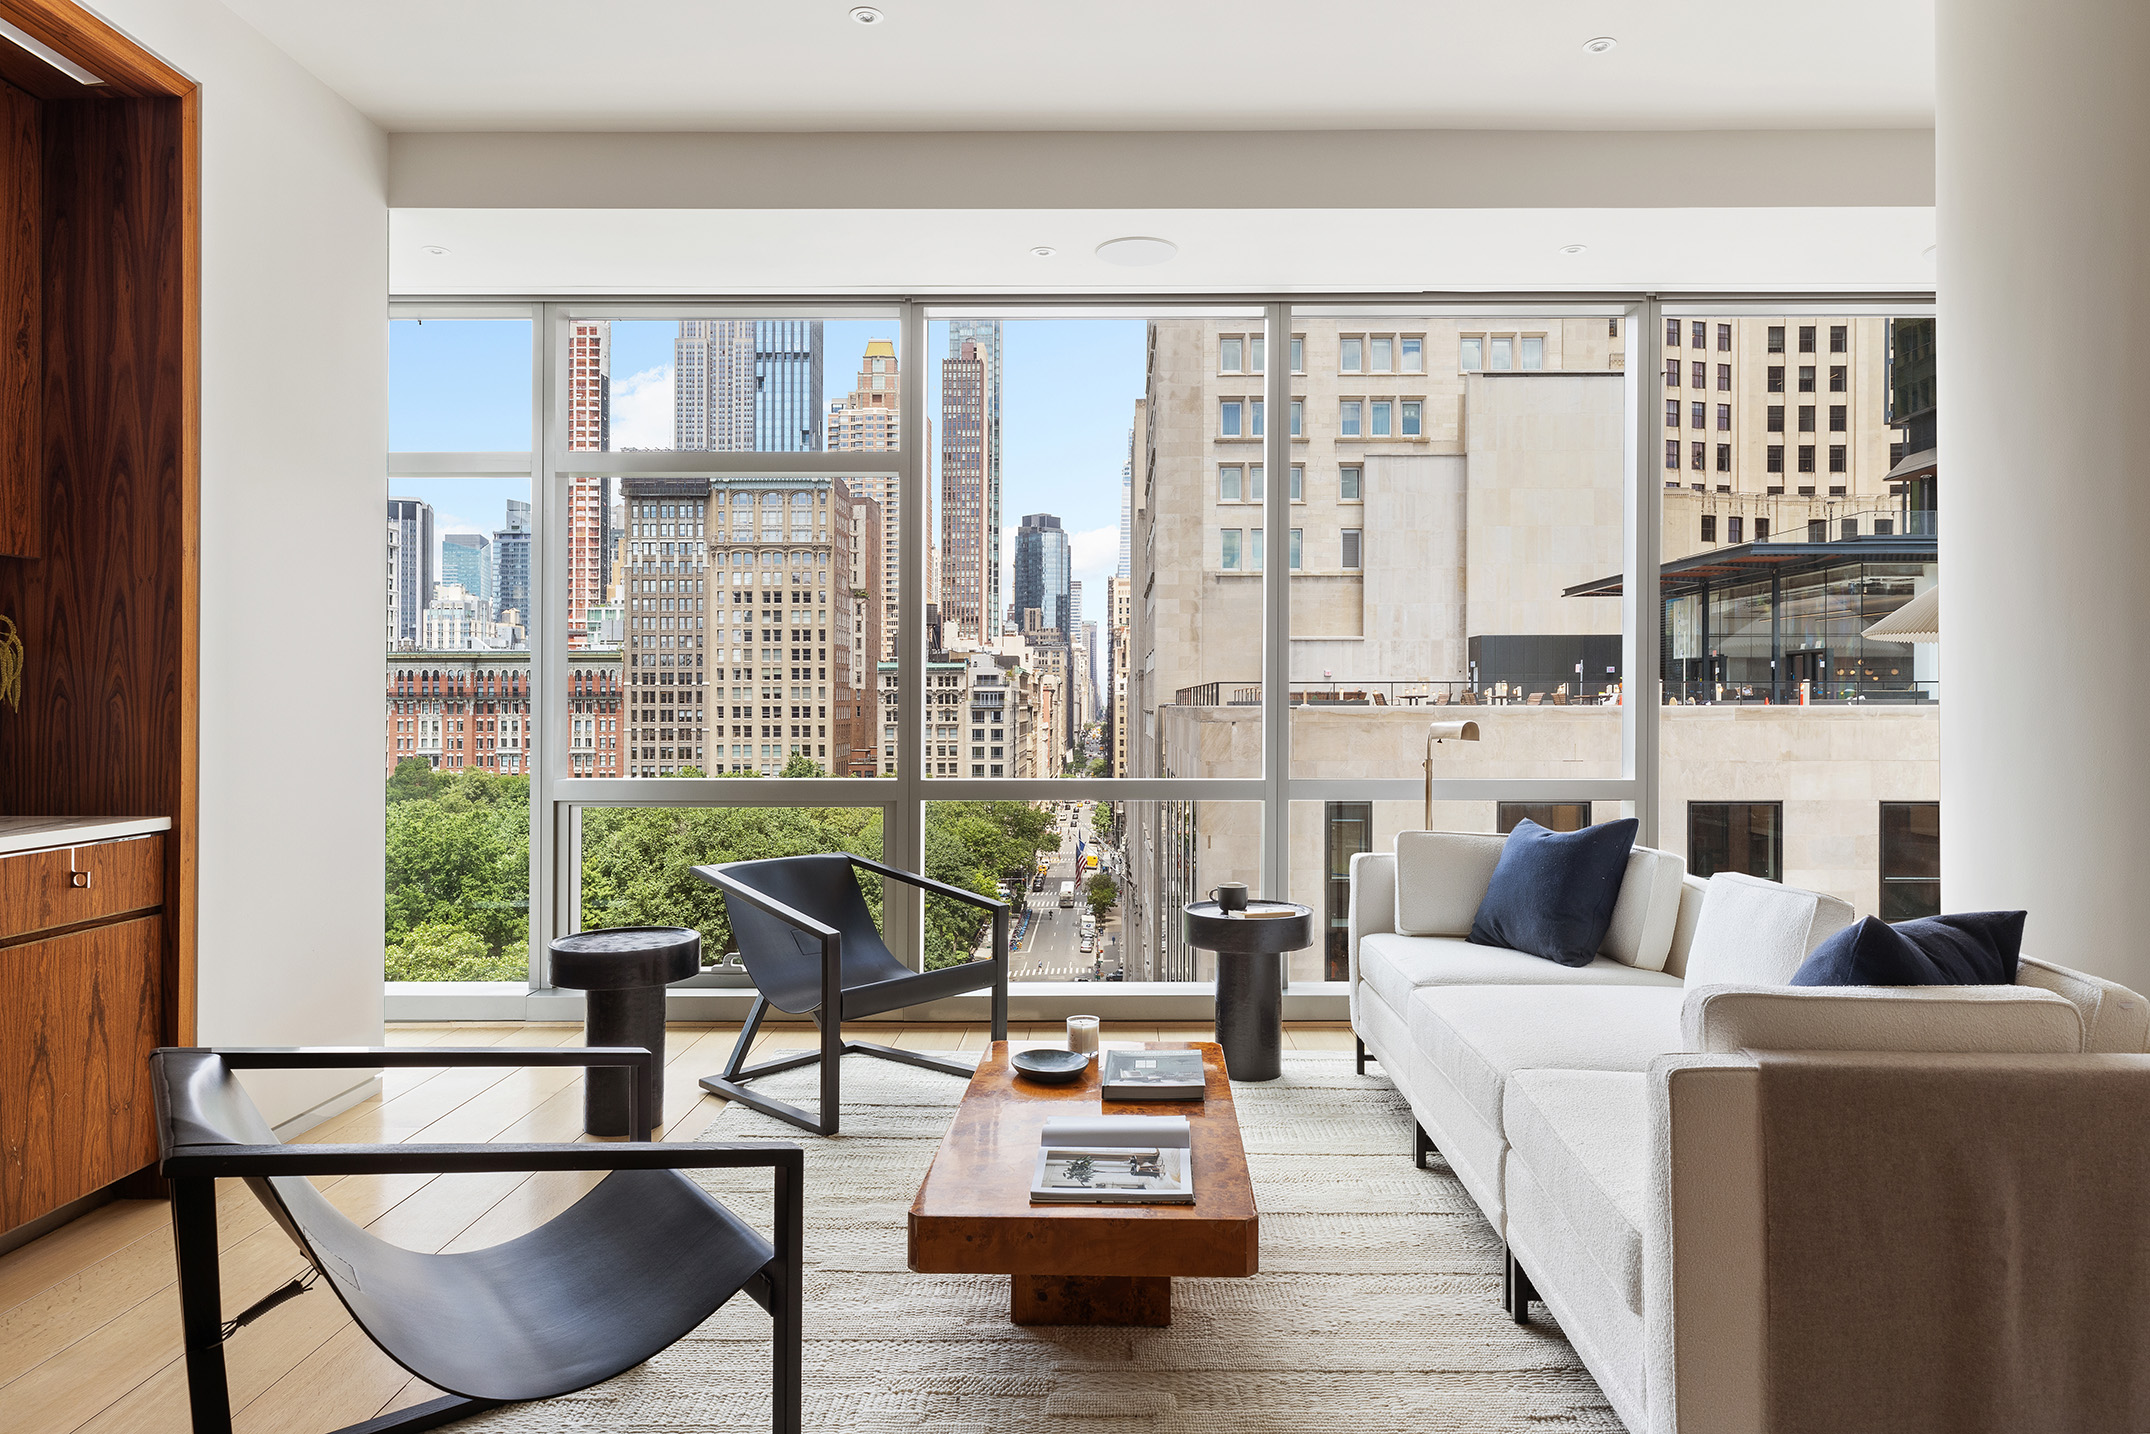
[1010,1048,1091,1084]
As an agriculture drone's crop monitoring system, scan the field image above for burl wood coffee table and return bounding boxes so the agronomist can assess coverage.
[907,1040,1258,1326]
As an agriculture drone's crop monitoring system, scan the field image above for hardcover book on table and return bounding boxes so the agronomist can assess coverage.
[1100,1049,1207,1101]
[1029,1115,1194,1205]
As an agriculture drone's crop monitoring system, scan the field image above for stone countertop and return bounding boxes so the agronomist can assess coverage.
[0,816,173,856]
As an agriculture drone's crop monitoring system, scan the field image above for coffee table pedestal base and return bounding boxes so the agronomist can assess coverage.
[1010,1274,1171,1326]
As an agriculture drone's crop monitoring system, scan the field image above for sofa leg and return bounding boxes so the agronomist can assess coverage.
[1502,1246,1538,1324]
[1413,1121,1436,1170]
[1355,1037,1368,1076]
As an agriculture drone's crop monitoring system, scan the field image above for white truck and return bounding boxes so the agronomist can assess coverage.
[1057,880,1076,908]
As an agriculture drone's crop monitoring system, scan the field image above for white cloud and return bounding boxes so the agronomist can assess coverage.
[610,364,675,450]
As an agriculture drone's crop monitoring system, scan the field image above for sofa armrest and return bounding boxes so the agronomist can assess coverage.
[2016,955,2150,1052]
[1346,852,1396,991]
[1680,983,2084,1056]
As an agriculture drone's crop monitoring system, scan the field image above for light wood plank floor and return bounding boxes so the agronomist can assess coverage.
[1,1021,1355,1434]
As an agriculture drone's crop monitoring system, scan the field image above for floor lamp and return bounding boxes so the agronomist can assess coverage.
[1424,719,1481,829]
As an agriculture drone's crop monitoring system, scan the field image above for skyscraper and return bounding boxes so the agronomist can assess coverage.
[386,497,434,648]
[494,498,531,625]
[439,532,492,611]
[945,319,1002,627]
[1119,421,1135,578]
[939,340,990,642]
[675,320,824,452]
[566,320,610,645]
[827,338,904,660]
[1013,513,1071,635]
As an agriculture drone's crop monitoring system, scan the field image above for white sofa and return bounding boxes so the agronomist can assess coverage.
[1348,834,2150,1434]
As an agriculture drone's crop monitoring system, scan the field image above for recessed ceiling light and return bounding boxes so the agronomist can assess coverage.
[1559,244,1588,256]
[421,245,450,256]
[1031,246,1058,259]
[849,6,884,24]
[1582,36,1618,54]
[1095,236,1178,268]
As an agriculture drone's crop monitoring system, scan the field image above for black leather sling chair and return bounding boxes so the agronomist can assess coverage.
[152,1045,803,1434]
[696,852,1010,1135]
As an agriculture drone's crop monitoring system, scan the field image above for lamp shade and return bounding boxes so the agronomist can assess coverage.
[1864,585,1939,644]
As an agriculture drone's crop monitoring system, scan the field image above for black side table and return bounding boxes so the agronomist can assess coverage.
[1181,901,1313,1082]
[549,926,700,1136]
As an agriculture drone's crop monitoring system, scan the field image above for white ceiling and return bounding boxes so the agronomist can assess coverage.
[221,0,1935,133]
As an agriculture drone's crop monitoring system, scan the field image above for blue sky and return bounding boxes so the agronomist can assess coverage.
[388,316,1144,625]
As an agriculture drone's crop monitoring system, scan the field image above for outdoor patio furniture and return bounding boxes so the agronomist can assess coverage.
[697,852,1009,1136]
[153,1046,803,1434]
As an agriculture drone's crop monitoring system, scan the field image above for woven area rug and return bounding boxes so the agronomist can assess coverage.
[466,1052,1618,1432]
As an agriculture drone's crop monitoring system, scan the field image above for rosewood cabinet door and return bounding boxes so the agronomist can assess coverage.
[0,914,163,1230]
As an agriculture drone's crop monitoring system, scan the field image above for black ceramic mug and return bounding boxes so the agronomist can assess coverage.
[1210,882,1249,913]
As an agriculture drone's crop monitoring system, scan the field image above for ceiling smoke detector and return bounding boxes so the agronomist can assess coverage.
[1031,246,1058,258]
[1558,244,1588,256]
[849,6,884,24]
[1095,236,1178,268]
[1582,36,1618,54]
[421,245,450,256]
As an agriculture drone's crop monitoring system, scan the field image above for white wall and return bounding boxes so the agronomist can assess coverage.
[97,0,389,1124]
[1939,0,2150,990]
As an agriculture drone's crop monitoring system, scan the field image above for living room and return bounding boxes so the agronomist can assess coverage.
[1,0,2142,1431]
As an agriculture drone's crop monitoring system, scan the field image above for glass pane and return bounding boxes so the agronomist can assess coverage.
[390,318,532,451]
[1114,800,1263,982]
[1658,311,1939,917]
[1879,801,1941,921]
[564,316,900,453]
[385,476,536,982]
[1288,312,1628,779]
[930,312,1264,782]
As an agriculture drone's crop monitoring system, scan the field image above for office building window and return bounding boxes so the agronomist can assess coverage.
[1830,324,1849,353]
[1220,529,1242,570]
[1250,527,1265,570]
[1460,336,1483,371]
[1716,402,1732,431]
[1692,441,1706,470]
[1401,336,1424,372]
[1701,514,1717,543]
[1498,803,1593,834]
[1249,463,1265,501]
[1727,515,1743,543]
[1608,318,1620,337]
[1716,443,1732,472]
[1324,802,1373,979]
[1290,336,1305,372]
[1370,400,1392,437]
[1689,802,1783,881]
[1879,803,1941,920]
[1841,517,1859,540]
[1220,336,1243,372]
[1290,399,1303,437]
[1248,335,1264,372]
[1830,444,1848,473]
[1340,401,1362,437]
[1401,400,1422,436]
[1767,405,1785,432]
[1767,445,1785,473]
[1490,336,1513,370]
[1667,318,1682,347]
[1289,528,1303,571]
[1874,518,1894,536]
[1692,360,1706,388]
[1767,325,1785,353]
[1521,336,1544,370]
[1339,465,1361,500]
[1666,400,1681,428]
[1369,336,1393,371]
[1341,528,1362,570]
[1798,405,1816,432]
[1665,439,1680,470]
[1665,358,1681,387]
[1808,518,1828,541]
[1219,465,1243,501]
[1251,399,1264,436]
[1755,517,1770,540]
[1340,336,1364,372]
[1220,400,1242,437]
[1799,365,1816,393]
[1830,364,1848,392]
[1291,464,1305,500]
[1692,401,1707,428]
[1718,363,1732,391]
[1798,324,1816,353]
[1798,445,1816,473]
[1691,321,1707,348]
[1767,365,1785,393]
[1717,323,1733,352]
[1829,404,1847,431]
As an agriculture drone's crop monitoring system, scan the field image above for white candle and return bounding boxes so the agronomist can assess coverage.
[1066,1014,1100,1056]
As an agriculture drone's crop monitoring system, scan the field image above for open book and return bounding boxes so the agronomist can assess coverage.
[1029,1115,1195,1205]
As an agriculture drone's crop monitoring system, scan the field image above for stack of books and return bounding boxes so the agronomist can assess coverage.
[1029,1115,1194,1205]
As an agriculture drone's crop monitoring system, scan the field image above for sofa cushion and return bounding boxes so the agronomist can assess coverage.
[1505,1069,1651,1315]
[1681,872,1856,988]
[1792,911,2027,987]
[1468,819,1640,967]
[2018,956,2150,1053]
[1393,830,1507,936]
[1406,985,1686,1137]
[1682,983,2083,1055]
[1601,846,1689,972]
[1358,932,1682,1022]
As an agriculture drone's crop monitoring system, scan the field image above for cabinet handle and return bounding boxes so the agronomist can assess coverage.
[69,870,91,889]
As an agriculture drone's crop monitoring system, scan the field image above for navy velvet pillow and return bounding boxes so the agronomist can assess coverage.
[1790,910,2028,987]
[1466,818,1639,968]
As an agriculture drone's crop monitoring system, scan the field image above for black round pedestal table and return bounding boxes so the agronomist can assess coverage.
[1181,901,1314,1082]
[549,926,701,1136]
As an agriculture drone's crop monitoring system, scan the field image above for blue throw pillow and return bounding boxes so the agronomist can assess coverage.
[1466,818,1639,968]
[1791,910,2028,987]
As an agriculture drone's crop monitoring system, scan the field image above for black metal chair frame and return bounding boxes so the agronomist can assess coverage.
[155,1046,803,1434]
[697,852,1009,1136]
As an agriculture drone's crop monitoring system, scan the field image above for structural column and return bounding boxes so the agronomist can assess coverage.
[1938,0,2150,989]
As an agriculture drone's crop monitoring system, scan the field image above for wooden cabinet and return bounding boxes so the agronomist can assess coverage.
[0,835,167,1233]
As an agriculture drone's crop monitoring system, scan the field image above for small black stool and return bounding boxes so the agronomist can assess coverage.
[1182,901,1314,1081]
[549,926,700,1135]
